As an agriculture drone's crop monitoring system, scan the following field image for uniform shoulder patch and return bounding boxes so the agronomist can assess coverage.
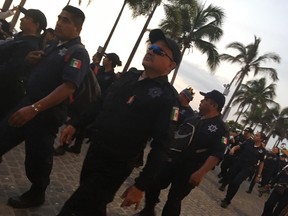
[221,136,228,145]
[171,106,179,122]
[69,58,82,69]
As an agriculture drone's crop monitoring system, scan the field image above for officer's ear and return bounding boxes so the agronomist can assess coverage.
[210,100,219,111]
[169,61,177,71]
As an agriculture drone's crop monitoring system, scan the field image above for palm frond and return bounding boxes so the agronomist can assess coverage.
[193,21,223,42]
[193,39,220,71]
[219,54,242,64]
[255,67,279,81]
[253,52,281,64]
[226,42,246,54]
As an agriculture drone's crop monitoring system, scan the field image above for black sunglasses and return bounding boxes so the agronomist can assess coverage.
[148,45,174,62]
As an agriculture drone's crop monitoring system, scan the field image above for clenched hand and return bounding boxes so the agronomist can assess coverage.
[120,185,144,210]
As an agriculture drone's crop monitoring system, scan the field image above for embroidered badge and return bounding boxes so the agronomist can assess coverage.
[148,87,163,98]
[221,136,228,145]
[208,124,218,132]
[69,58,82,69]
[170,107,179,121]
[127,95,135,104]
[59,47,68,56]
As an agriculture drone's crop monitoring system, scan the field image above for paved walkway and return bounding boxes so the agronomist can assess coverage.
[0,142,268,216]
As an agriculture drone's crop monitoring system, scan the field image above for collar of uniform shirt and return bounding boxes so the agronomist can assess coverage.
[138,71,147,81]
[57,41,68,46]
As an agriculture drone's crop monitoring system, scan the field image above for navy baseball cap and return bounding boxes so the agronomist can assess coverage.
[149,29,182,65]
[244,127,253,134]
[200,90,225,109]
[18,6,47,31]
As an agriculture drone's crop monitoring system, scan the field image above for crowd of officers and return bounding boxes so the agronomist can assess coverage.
[0,4,287,216]
[218,127,288,215]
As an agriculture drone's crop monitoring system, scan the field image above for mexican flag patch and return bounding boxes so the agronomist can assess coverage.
[221,136,228,145]
[69,58,82,69]
[170,106,179,121]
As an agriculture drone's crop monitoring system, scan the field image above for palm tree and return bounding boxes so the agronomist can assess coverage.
[233,77,278,123]
[122,0,162,72]
[98,0,128,60]
[88,0,158,66]
[266,107,288,143]
[160,1,225,84]
[220,36,281,119]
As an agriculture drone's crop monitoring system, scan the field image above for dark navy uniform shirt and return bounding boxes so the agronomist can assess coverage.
[25,37,89,127]
[0,33,40,78]
[71,70,179,190]
[96,67,116,93]
[182,115,229,169]
[271,165,288,185]
[27,37,89,103]
[263,151,281,174]
[178,105,194,124]
[237,140,266,167]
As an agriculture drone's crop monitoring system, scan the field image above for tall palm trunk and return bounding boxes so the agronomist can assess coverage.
[266,121,278,144]
[2,0,13,11]
[235,104,250,123]
[9,0,27,31]
[170,46,187,84]
[235,106,245,123]
[122,3,158,72]
[222,72,246,120]
[273,138,281,147]
[100,0,127,59]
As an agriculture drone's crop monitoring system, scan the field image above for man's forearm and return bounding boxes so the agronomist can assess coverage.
[257,162,264,177]
[197,156,220,175]
[32,82,75,112]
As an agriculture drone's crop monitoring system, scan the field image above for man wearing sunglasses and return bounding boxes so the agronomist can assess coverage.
[57,29,182,215]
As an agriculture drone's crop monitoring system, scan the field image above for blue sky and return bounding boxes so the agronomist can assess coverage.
[9,0,288,146]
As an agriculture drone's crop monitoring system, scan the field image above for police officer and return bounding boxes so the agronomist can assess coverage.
[134,90,228,216]
[218,127,253,182]
[0,6,47,120]
[178,87,195,122]
[62,52,122,155]
[247,146,280,193]
[57,29,182,216]
[96,52,122,93]
[261,164,288,216]
[0,6,89,208]
[220,132,267,208]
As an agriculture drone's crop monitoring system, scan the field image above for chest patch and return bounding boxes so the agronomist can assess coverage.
[148,87,163,98]
[58,47,68,56]
[208,124,218,132]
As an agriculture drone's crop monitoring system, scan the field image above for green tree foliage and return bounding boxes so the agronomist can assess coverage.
[221,36,281,118]
[160,1,225,84]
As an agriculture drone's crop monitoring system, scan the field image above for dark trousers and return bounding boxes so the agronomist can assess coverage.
[223,163,254,202]
[261,169,275,187]
[219,154,236,178]
[248,172,258,192]
[144,161,195,216]
[262,190,288,216]
[58,142,134,216]
[0,99,57,192]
